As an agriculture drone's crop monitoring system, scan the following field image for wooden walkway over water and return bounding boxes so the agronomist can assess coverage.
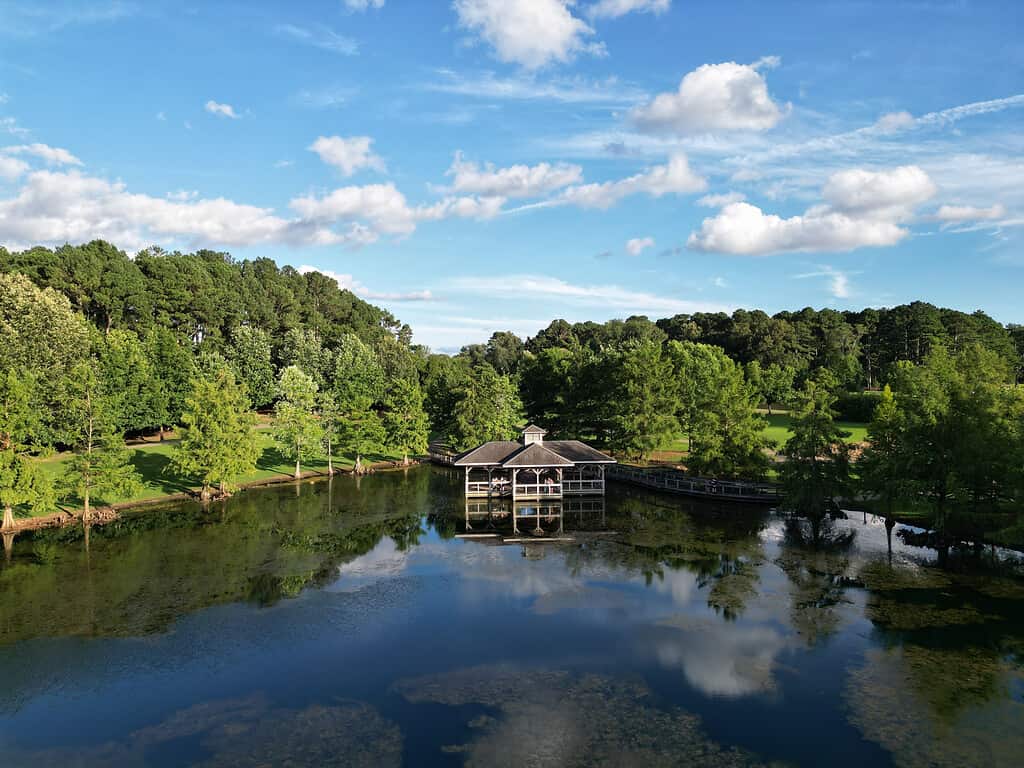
[607,464,783,504]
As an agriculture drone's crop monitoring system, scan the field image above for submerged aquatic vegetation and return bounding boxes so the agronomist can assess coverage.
[845,645,1024,768]
[395,665,774,767]
[3,695,402,768]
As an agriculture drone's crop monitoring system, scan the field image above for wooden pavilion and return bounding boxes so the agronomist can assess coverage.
[452,424,615,499]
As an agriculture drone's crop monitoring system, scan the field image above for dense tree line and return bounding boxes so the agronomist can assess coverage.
[0,242,433,524]
[2,241,1022,544]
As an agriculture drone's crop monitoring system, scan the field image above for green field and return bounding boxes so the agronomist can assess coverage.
[651,411,868,465]
[34,430,400,518]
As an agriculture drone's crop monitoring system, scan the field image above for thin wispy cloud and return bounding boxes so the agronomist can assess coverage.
[274,23,358,56]
[427,69,647,105]
[204,100,239,119]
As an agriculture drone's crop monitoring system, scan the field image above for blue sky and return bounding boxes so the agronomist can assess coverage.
[0,0,1021,351]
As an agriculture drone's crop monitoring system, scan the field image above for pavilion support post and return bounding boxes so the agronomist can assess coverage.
[512,469,518,501]
[557,467,563,497]
[599,465,605,495]
[464,467,469,496]
[487,467,493,497]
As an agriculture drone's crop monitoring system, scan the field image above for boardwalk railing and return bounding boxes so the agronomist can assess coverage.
[608,464,782,504]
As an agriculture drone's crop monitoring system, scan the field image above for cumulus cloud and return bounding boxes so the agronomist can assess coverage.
[344,0,385,9]
[625,236,654,256]
[3,143,83,166]
[631,58,788,135]
[0,155,29,180]
[0,169,346,252]
[934,203,1006,223]
[445,151,582,198]
[308,135,385,176]
[587,0,670,19]
[688,165,936,255]
[697,191,745,207]
[204,100,239,119]
[560,152,706,208]
[453,0,605,70]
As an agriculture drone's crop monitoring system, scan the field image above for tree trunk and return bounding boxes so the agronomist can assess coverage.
[1,504,14,531]
[159,425,165,442]
[355,455,363,475]
[327,439,334,476]
[294,458,301,481]
[219,480,227,498]
[200,484,211,503]
[83,490,91,525]
[402,452,409,467]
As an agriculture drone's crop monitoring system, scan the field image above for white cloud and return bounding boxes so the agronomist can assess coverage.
[587,0,670,19]
[453,0,605,70]
[794,266,853,298]
[274,160,293,169]
[308,135,385,177]
[204,100,239,119]
[2,143,82,166]
[0,155,29,181]
[632,58,788,135]
[344,0,385,9]
[560,152,706,208]
[697,191,746,207]
[626,236,654,256]
[294,85,355,109]
[872,110,915,134]
[689,165,935,256]
[934,203,1006,223]
[274,23,359,55]
[447,273,729,315]
[0,169,346,252]
[445,151,582,198]
[297,266,434,302]
[427,69,647,104]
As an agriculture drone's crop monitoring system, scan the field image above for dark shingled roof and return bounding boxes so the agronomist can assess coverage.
[453,437,615,466]
[545,440,616,464]
[501,442,574,467]
[453,441,522,466]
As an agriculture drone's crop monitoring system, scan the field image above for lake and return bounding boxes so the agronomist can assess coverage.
[0,466,1021,767]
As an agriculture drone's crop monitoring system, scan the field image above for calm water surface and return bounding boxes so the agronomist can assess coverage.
[0,467,1021,767]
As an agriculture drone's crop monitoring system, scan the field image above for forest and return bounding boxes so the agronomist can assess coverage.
[0,241,1022,545]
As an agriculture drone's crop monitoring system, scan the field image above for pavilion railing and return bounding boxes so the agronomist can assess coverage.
[513,483,563,497]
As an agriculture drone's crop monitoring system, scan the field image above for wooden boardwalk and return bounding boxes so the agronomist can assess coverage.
[608,464,783,504]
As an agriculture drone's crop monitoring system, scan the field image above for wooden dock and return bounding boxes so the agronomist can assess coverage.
[607,464,782,504]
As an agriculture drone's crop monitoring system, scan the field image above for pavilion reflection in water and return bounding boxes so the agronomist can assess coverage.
[457,496,612,549]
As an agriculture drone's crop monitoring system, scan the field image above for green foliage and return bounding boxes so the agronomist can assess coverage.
[228,326,276,409]
[450,364,522,450]
[382,377,429,461]
[779,375,852,516]
[0,370,55,526]
[63,360,142,516]
[273,366,323,478]
[671,342,771,478]
[857,385,902,516]
[333,334,385,411]
[171,366,259,498]
[833,390,883,422]
[605,340,678,461]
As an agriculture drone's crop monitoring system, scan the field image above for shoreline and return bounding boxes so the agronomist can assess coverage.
[4,459,421,535]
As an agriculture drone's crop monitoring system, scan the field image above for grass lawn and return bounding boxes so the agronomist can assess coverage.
[33,430,401,518]
[649,411,869,466]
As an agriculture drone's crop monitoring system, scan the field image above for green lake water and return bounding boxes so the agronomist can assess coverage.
[0,466,1021,767]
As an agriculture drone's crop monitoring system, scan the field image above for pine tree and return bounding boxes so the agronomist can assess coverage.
[273,366,322,480]
[383,377,429,465]
[64,360,142,523]
[779,375,852,517]
[171,366,259,500]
